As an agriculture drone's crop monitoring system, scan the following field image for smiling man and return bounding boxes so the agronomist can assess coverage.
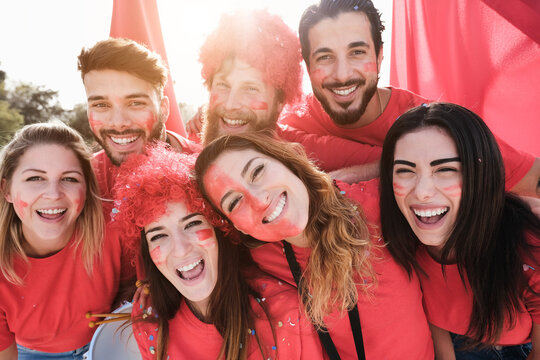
[278,0,539,196]
[197,9,303,145]
[77,38,200,202]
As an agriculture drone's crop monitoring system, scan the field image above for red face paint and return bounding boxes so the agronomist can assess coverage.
[250,101,268,111]
[150,246,164,265]
[13,193,28,215]
[143,113,157,134]
[360,61,378,73]
[310,68,329,86]
[196,229,214,241]
[392,182,407,197]
[443,183,462,198]
[87,114,103,134]
[204,164,303,242]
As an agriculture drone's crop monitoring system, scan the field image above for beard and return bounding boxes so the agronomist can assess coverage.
[94,119,164,166]
[313,77,378,126]
[202,102,280,145]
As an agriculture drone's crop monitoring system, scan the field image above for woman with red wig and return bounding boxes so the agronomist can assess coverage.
[112,144,325,360]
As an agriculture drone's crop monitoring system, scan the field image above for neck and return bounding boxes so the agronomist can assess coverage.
[187,299,210,323]
[285,232,309,248]
[21,227,74,258]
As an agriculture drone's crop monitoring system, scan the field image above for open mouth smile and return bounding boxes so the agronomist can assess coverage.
[36,208,67,220]
[331,85,358,96]
[222,117,248,127]
[413,207,448,224]
[263,192,287,224]
[176,258,205,281]
[110,135,140,145]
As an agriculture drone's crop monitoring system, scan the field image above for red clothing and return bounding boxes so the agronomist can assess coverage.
[132,276,326,360]
[417,238,540,345]
[250,179,434,359]
[278,89,535,189]
[0,230,124,352]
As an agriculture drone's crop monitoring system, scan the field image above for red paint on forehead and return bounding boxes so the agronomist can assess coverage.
[196,229,214,241]
[250,101,268,111]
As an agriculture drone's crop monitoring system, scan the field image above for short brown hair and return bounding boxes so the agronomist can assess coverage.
[78,38,168,97]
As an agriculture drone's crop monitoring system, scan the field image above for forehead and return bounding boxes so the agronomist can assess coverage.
[214,58,269,87]
[83,69,159,99]
[308,11,374,54]
[155,201,190,224]
[16,144,81,172]
[394,127,458,160]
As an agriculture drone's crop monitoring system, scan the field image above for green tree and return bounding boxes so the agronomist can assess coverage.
[7,82,65,125]
[0,100,24,146]
[62,103,100,150]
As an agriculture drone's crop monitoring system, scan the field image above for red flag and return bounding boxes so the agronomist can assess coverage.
[390,0,540,155]
[110,0,186,136]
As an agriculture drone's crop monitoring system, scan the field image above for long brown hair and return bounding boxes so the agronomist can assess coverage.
[195,131,375,327]
[0,122,104,285]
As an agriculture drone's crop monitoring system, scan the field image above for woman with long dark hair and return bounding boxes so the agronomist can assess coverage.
[112,144,324,360]
[379,102,540,359]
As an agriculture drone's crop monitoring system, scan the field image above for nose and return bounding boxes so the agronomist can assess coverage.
[334,56,352,83]
[170,233,194,257]
[414,174,436,201]
[223,88,243,112]
[246,188,270,211]
[110,107,132,130]
[43,181,63,200]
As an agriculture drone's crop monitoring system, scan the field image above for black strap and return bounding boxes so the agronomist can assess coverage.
[282,241,366,360]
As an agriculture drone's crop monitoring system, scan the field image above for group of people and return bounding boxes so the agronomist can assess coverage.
[0,0,539,359]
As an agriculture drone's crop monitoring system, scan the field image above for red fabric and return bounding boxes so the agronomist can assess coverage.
[110,0,185,136]
[390,0,540,155]
[250,179,434,359]
[416,237,540,345]
[132,276,326,360]
[0,231,123,352]
[278,89,534,190]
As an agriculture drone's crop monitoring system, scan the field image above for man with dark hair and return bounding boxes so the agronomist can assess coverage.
[279,0,539,196]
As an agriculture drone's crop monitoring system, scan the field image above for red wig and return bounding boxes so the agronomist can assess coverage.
[111,144,235,256]
[199,9,303,104]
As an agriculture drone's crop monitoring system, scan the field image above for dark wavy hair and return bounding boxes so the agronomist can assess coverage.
[379,102,540,345]
[299,0,384,68]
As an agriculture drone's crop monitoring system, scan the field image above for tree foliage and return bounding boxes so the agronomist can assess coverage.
[7,82,64,125]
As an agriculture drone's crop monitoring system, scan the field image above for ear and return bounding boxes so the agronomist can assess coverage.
[160,95,170,124]
[377,45,384,73]
[1,178,12,203]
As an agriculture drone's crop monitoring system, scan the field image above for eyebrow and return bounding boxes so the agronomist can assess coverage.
[349,41,369,49]
[430,157,461,166]
[312,47,332,57]
[22,169,83,176]
[241,157,259,177]
[393,160,415,167]
[87,93,151,102]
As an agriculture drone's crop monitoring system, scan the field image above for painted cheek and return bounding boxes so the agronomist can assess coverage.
[250,101,268,111]
[311,68,329,86]
[142,113,157,133]
[443,183,462,198]
[360,61,378,73]
[88,114,103,134]
[150,246,165,265]
[13,193,28,216]
[195,229,216,248]
[393,182,407,197]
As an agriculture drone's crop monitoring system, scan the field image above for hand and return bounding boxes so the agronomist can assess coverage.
[132,280,150,309]
[185,106,205,139]
[328,162,380,184]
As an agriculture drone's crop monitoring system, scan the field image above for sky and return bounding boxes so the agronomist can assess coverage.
[0,0,393,112]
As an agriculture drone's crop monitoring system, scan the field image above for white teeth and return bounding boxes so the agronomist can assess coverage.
[111,135,138,145]
[37,208,66,215]
[223,118,247,127]
[413,208,448,217]
[332,86,357,96]
[265,194,286,223]
[177,259,202,272]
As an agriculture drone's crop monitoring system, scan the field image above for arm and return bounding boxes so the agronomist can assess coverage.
[0,342,17,360]
[277,124,382,172]
[328,162,380,184]
[185,105,205,142]
[528,322,540,360]
[429,323,456,360]
[511,158,540,198]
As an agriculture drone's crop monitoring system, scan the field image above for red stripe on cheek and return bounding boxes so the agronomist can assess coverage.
[13,193,27,215]
[310,68,329,85]
[393,182,407,197]
[443,184,462,198]
[144,114,156,133]
[361,62,378,73]
[88,114,102,133]
[150,246,164,265]
[196,229,214,241]
[250,101,268,110]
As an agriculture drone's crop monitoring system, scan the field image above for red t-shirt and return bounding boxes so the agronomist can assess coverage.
[0,229,124,352]
[417,235,540,345]
[132,276,326,360]
[250,179,434,359]
[278,89,534,189]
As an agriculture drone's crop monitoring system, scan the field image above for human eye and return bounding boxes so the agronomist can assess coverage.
[394,167,414,175]
[213,80,229,90]
[185,219,203,230]
[62,177,80,183]
[351,49,366,56]
[315,54,332,63]
[91,102,109,109]
[25,176,43,181]
[227,196,242,213]
[129,99,147,107]
[251,164,264,182]
[149,233,167,242]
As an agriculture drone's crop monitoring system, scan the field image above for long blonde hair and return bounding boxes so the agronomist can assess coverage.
[195,131,375,327]
[0,122,104,285]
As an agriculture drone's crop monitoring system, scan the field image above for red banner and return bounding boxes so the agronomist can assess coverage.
[110,0,185,136]
[390,0,540,155]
